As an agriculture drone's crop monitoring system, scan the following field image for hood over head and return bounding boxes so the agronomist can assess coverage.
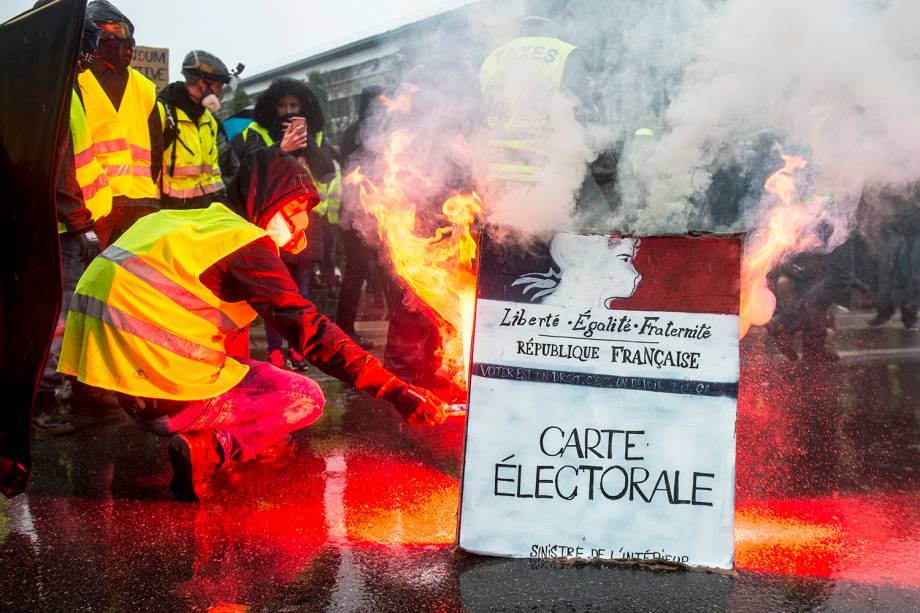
[86,0,134,35]
[226,147,320,229]
[253,78,325,139]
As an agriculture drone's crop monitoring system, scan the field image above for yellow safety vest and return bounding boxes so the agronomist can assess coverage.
[241,121,274,147]
[59,203,269,401]
[159,102,224,199]
[479,36,577,183]
[312,161,342,224]
[77,67,158,200]
[60,89,113,233]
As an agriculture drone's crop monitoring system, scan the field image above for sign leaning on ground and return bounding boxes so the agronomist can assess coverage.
[458,229,742,570]
[132,46,169,92]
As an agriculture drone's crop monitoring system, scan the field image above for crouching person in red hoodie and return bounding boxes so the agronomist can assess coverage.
[58,147,447,500]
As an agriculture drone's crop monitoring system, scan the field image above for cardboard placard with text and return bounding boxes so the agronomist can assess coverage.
[132,46,169,91]
[458,229,741,569]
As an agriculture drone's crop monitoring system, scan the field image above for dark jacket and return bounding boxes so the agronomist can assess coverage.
[219,78,335,184]
[158,82,206,125]
[340,85,383,163]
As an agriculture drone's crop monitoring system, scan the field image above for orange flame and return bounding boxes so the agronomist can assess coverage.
[348,128,480,394]
[378,89,415,114]
[740,154,822,337]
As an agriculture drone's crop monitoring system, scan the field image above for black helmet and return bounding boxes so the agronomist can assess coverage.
[182,50,231,85]
[86,0,134,36]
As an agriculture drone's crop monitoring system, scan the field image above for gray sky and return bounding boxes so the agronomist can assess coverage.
[1,0,478,80]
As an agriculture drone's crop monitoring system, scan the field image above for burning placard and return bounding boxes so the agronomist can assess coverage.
[458,229,741,570]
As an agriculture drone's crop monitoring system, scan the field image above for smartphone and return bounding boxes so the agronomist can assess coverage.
[288,116,306,135]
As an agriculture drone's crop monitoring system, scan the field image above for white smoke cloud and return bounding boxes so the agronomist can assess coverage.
[607,0,920,238]
[349,0,920,271]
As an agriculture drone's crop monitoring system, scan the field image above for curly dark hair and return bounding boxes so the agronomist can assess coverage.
[253,77,325,137]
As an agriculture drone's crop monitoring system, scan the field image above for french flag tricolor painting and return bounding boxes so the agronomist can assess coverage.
[459,229,741,570]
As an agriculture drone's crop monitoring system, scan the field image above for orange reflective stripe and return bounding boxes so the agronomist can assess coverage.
[81,173,109,201]
[73,146,98,169]
[162,182,223,198]
[104,164,151,178]
[171,164,213,177]
[202,180,224,194]
[130,144,151,163]
[102,246,237,334]
[94,138,129,154]
[104,164,131,177]
[70,293,226,367]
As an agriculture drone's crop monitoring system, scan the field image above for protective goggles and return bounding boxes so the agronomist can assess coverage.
[202,78,231,99]
[97,21,132,40]
[203,72,232,85]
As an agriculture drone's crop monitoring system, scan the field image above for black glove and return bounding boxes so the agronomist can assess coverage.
[74,230,101,265]
[391,384,448,426]
[352,359,448,426]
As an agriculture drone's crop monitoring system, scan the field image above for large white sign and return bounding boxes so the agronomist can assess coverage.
[458,231,741,569]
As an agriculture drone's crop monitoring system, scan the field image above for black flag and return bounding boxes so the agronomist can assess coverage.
[0,0,82,496]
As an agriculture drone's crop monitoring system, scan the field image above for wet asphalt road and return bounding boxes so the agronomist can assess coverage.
[1,321,919,612]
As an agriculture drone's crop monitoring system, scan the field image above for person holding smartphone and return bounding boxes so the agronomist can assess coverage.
[220,78,335,186]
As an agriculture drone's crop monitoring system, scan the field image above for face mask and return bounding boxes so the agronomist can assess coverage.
[265,212,293,249]
[202,93,221,113]
[265,209,310,254]
[96,36,132,70]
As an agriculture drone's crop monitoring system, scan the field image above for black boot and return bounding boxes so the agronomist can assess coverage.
[32,391,76,435]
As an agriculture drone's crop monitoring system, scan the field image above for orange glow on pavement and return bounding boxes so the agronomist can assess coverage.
[343,452,460,547]
[735,493,920,587]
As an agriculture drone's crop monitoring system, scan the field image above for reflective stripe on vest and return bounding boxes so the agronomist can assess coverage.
[313,161,342,222]
[101,245,238,334]
[64,89,112,232]
[78,68,158,199]
[242,121,274,146]
[69,293,226,367]
[58,203,269,400]
[161,105,225,198]
[480,36,576,184]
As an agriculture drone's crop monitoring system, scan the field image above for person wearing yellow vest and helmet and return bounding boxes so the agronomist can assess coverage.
[479,0,617,221]
[221,78,338,368]
[158,50,230,210]
[79,0,163,248]
[33,9,113,434]
[58,148,448,501]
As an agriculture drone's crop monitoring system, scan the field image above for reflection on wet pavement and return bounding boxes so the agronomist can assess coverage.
[1,359,918,611]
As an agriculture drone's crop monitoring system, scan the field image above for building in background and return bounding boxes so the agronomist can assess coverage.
[234,3,481,144]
